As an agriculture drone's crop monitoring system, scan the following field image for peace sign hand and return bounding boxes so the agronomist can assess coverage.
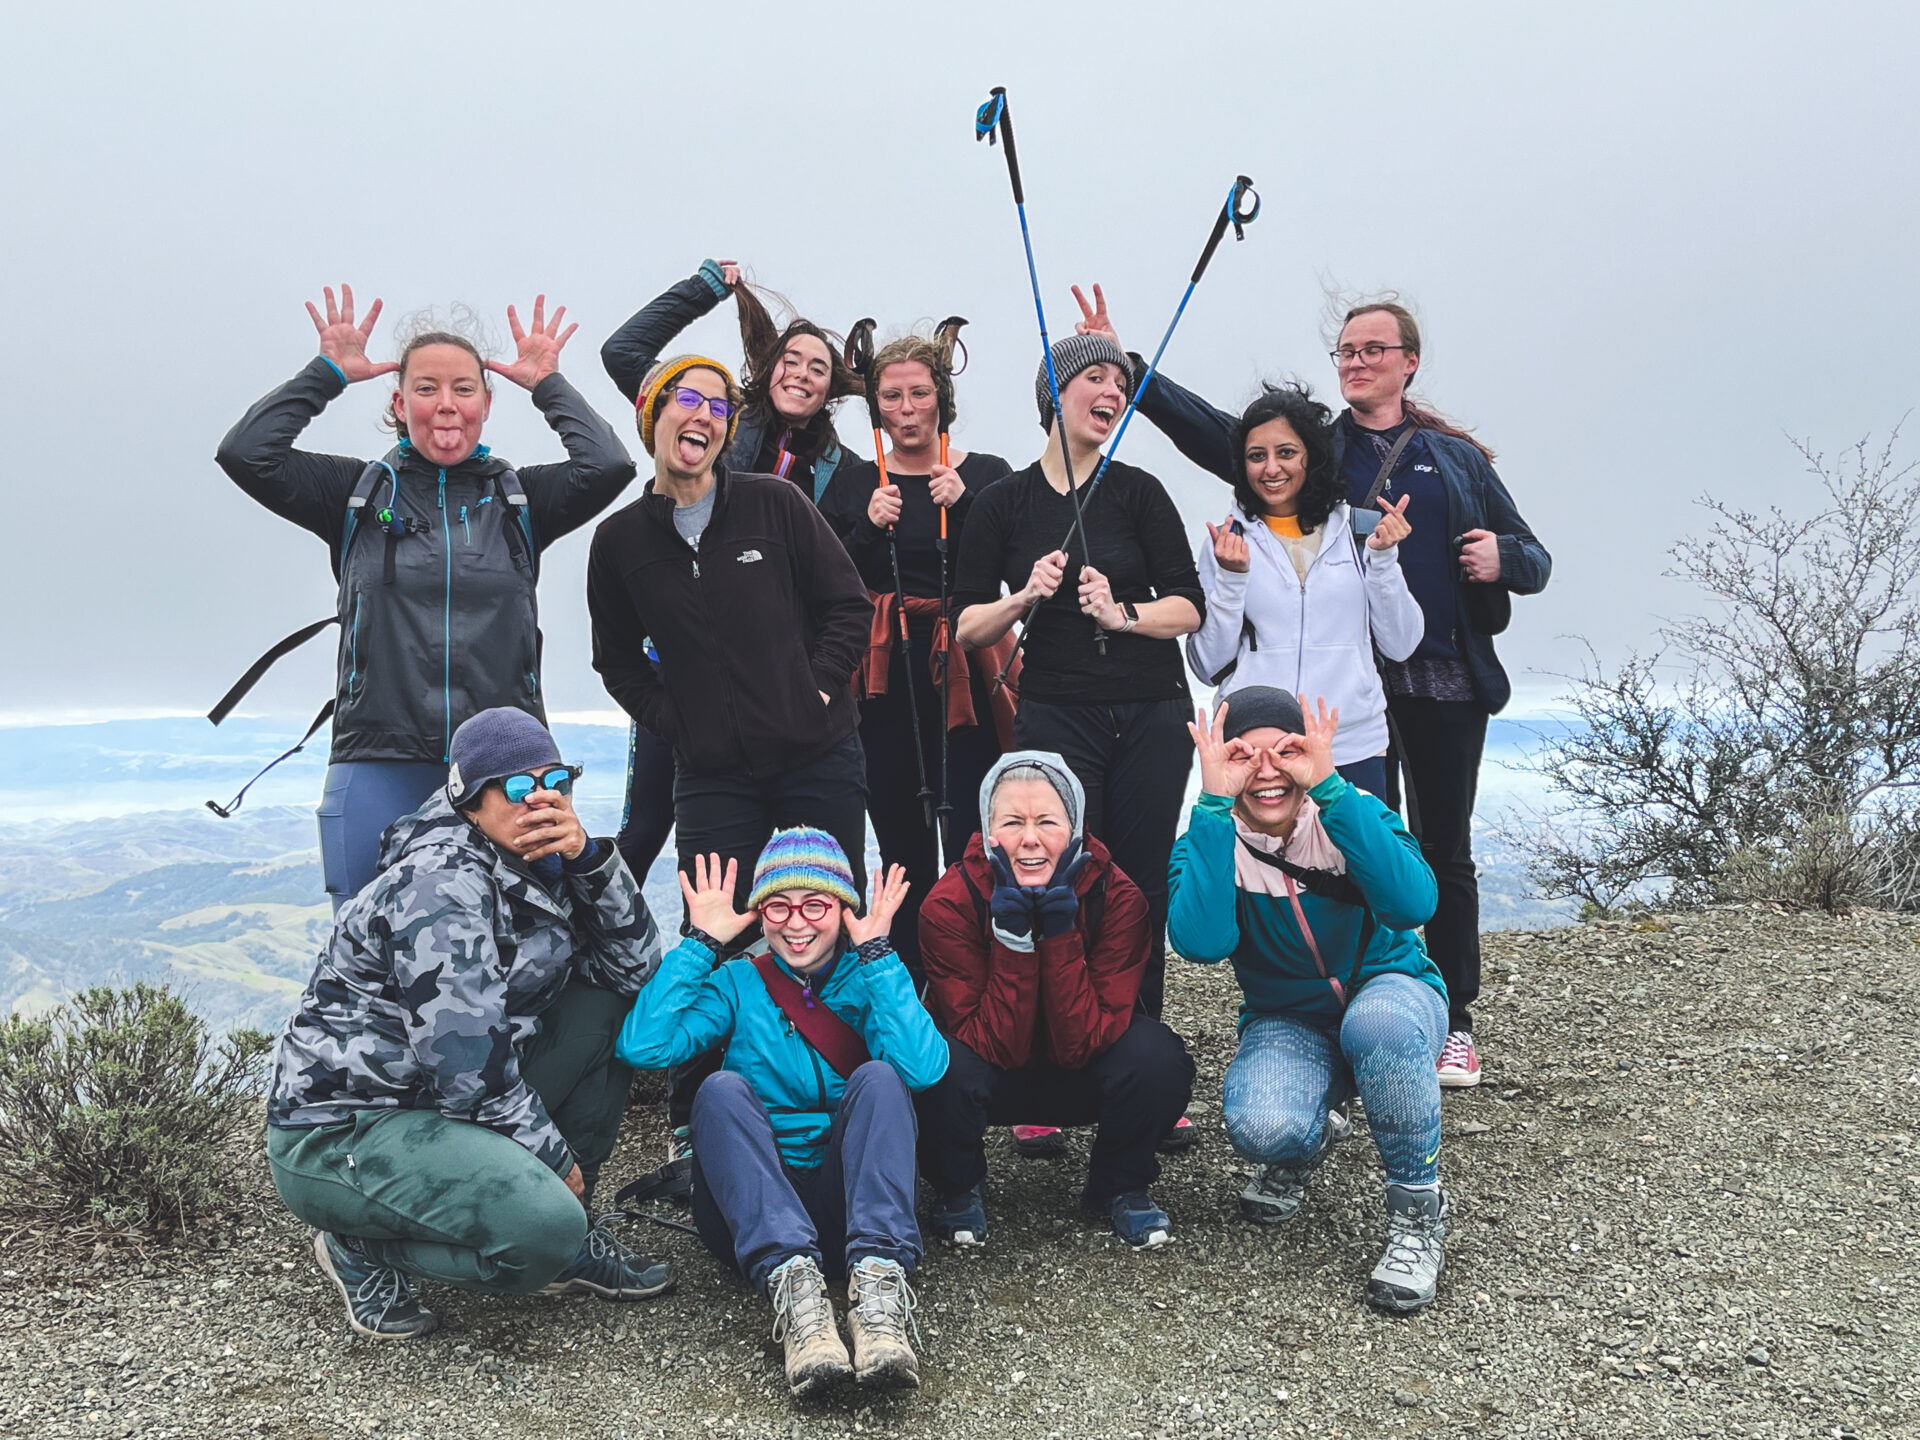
[1272,695,1339,791]
[1071,283,1120,350]
[845,864,912,947]
[487,294,578,391]
[677,853,752,945]
[305,284,399,383]
[1367,494,1413,551]
[1187,700,1259,801]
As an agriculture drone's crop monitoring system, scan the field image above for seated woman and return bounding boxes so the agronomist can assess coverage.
[916,752,1195,1249]
[265,708,671,1341]
[1167,687,1451,1313]
[617,830,947,1399]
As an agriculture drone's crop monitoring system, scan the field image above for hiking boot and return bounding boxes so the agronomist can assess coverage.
[1325,1103,1354,1145]
[1437,1031,1482,1089]
[1011,1124,1067,1158]
[311,1231,438,1340]
[928,1184,989,1247]
[1157,1115,1198,1153]
[1087,1189,1172,1248]
[846,1257,921,1389]
[1366,1184,1449,1313]
[540,1215,676,1300]
[768,1254,851,1398]
[1239,1109,1349,1225]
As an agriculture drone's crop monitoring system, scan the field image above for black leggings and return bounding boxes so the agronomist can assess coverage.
[615,723,677,886]
[1013,696,1193,1017]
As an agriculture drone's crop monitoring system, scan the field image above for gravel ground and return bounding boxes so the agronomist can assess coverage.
[3,903,1916,1440]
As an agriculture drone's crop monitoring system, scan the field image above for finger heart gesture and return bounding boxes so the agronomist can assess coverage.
[487,294,578,391]
[1367,494,1413,551]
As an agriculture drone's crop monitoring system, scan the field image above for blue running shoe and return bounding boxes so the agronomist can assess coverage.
[927,1184,989,1246]
[542,1215,676,1300]
[1088,1190,1172,1249]
[312,1232,438,1340]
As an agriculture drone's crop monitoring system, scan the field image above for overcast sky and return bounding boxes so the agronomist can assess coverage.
[4,1,1916,726]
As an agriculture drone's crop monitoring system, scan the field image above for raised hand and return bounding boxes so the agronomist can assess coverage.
[1273,696,1339,791]
[845,864,912,946]
[928,464,966,508]
[1071,283,1119,348]
[305,284,399,383]
[716,259,742,288]
[1367,494,1413,551]
[1458,528,1502,582]
[1020,549,1068,605]
[867,483,903,529]
[1077,564,1124,629]
[1187,700,1258,800]
[486,294,578,391]
[1207,516,1250,573]
[677,853,752,945]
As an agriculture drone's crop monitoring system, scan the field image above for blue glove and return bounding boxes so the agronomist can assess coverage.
[986,843,1038,953]
[1032,837,1090,940]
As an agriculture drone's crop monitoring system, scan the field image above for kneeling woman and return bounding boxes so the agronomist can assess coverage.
[916,752,1195,1248]
[1168,687,1451,1313]
[617,830,948,1398]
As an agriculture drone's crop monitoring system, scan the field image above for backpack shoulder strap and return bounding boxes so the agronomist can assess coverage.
[494,468,538,580]
[749,953,871,1080]
[336,459,397,581]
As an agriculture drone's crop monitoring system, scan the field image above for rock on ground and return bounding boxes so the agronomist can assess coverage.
[2,903,1916,1439]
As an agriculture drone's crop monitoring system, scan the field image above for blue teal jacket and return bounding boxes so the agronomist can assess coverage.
[1167,774,1445,1029]
[616,936,949,1168]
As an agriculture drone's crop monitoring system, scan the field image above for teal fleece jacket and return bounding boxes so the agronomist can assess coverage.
[1167,773,1445,1029]
[616,936,949,1168]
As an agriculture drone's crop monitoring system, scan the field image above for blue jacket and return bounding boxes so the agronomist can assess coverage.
[616,937,949,1168]
[1136,368,1551,712]
[1167,775,1445,1030]
[600,267,851,504]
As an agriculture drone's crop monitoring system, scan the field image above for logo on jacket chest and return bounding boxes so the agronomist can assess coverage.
[736,549,763,564]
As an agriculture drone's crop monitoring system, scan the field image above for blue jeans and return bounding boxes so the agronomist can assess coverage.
[316,760,447,910]
[1221,972,1447,1186]
[689,1063,921,1295]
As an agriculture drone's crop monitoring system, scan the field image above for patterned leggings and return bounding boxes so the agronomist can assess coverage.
[1221,972,1447,1187]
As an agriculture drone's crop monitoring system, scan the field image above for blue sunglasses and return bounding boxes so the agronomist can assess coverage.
[501,765,582,805]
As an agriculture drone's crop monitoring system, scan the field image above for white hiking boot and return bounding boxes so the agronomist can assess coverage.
[845,1256,920,1389]
[768,1254,851,1398]
[1366,1184,1448,1313]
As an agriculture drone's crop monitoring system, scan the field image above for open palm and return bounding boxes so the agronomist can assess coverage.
[486,294,577,391]
[305,284,398,383]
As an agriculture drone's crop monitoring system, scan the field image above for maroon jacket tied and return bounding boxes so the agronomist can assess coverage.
[918,833,1149,1071]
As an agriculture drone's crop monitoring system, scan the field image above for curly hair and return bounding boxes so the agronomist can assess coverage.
[1229,383,1343,533]
[381,306,492,440]
[731,284,862,467]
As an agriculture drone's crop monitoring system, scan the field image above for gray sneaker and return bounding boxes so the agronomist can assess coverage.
[1238,1108,1351,1225]
[1366,1184,1449,1313]
[312,1231,438,1340]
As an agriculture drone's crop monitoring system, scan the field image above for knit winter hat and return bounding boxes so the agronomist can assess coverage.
[747,826,860,911]
[1218,685,1306,740]
[1034,333,1133,427]
[637,354,743,456]
[445,707,562,808]
[978,749,1086,842]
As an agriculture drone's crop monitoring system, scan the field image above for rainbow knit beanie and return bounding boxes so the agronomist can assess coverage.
[747,826,859,911]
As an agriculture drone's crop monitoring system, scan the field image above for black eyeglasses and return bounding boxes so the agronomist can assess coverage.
[1329,343,1410,367]
[501,765,582,804]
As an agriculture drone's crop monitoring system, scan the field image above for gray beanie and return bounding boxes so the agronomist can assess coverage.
[978,749,1086,842]
[1034,334,1134,427]
[1218,685,1306,740]
[446,706,562,807]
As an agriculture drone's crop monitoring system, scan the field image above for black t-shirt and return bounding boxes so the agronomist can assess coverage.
[821,452,1013,598]
[952,459,1204,706]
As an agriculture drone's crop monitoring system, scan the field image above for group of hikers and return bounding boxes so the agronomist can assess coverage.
[223,253,1549,1400]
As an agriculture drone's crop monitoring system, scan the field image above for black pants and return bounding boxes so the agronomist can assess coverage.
[861,617,1002,983]
[1014,697,1192,1017]
[916,1018,1195,1206]
[1384,696,1487,1033]
[615,722,677,885]
[666,731,871,1127]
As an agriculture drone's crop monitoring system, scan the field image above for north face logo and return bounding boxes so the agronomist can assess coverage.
[736,549,763,564]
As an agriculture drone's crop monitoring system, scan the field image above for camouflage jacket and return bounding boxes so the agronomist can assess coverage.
[266,793,661,1174]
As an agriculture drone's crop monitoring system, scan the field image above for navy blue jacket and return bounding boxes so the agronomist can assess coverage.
[1134,369,1551,712]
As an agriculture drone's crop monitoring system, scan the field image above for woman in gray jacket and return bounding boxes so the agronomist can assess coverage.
[215,285,637,906]
[1187,383,1421,795]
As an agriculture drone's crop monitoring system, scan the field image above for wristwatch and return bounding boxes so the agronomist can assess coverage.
[1117,602,1139,633]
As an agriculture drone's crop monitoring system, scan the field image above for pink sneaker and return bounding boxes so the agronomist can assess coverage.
[1011,1125,1067,1158]
[1436,1030,1482,1089]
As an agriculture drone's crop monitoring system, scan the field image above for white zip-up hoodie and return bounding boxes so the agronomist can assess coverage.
[1186,502,1424,764]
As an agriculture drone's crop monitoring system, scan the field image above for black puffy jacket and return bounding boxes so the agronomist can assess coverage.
[215,357,637,763]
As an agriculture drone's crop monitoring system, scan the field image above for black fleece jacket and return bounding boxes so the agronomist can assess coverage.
[587,467,873,780]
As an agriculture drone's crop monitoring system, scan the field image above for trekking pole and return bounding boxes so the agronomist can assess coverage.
[932,314,968,869]
[974,86,1104,664]
[846,318,936,832]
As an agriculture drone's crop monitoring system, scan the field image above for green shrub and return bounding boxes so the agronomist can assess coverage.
[0,983,272,1234]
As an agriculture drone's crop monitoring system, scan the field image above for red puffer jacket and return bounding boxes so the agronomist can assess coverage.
[917,833,1148,1071]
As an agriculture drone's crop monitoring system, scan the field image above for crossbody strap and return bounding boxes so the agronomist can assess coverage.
[750,953,871,1080]
[1359,427,1417,512]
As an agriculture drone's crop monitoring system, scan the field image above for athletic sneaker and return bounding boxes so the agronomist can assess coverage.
[1238,1108,1352,1225]
[927,1185,989,1246]
[1437,1031,1482,1088]
[1089,1189,1172,1248]
[1156,1115,1198,1154]
[846,1257,920,1389]
[1366,1184,1449,1313]
[311,1231,438,1340]
[1011,1125,1067,1158]
[540,1215,676,1300]
[768,1254,852,1398]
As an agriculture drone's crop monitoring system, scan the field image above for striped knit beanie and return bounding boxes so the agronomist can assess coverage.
[637,354,743,456]
[1034,333,1133,428]
[747,826,860,911]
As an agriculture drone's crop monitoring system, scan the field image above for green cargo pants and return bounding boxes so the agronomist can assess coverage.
[266,980,633,1294]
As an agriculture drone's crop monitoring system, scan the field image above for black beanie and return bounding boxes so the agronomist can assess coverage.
[1218,685,1305,740]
